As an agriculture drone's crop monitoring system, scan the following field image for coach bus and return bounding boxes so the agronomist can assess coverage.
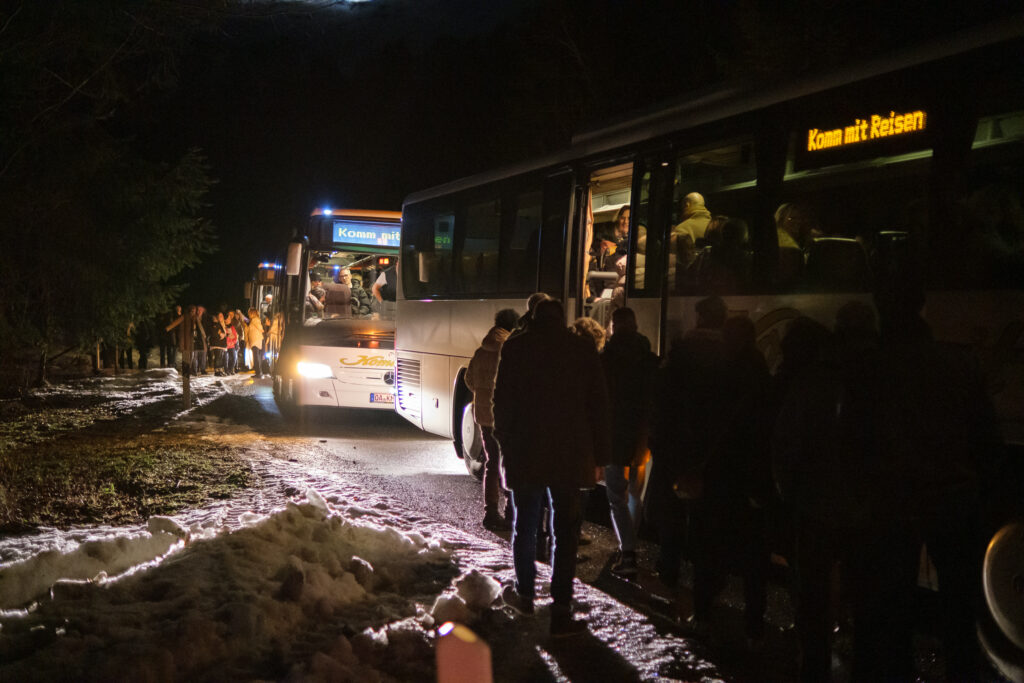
[271,208,400,417]
[393,17,1024,484]
[244,262,281,315]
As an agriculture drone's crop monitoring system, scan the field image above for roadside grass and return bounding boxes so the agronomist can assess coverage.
[0,434,250,530]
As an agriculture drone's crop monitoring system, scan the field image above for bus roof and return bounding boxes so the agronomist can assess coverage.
[311,208,401,222]
[402,13,1024,207]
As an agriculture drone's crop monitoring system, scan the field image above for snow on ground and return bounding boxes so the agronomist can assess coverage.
[0,490,465,682]
[0,372,725,682]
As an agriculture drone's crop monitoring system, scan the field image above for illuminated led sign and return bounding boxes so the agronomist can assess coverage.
[332,219,400,248]
[807,110,927,152]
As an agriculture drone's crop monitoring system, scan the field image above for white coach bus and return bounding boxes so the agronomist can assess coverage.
[271,208,401,417]
[394,18,1024,479]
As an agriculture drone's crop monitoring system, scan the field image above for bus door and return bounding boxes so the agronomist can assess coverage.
[577,161,635,330]
[627,151,674,356]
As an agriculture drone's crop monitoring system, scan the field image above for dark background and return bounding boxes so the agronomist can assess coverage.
[127,0,1020,306]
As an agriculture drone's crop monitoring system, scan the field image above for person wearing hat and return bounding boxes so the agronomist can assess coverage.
[306,272,327,318]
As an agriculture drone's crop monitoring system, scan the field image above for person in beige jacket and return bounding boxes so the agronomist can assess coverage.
[465,308,519,530]
[245,308,265,378]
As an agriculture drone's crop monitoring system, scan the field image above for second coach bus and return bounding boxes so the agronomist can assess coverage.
[393,18,1024,478]
[271,208,401,417]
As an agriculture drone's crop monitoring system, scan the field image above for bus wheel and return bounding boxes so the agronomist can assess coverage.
[459,402,485,479]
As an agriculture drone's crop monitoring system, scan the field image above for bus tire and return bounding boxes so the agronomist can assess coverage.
[458,402,485,479]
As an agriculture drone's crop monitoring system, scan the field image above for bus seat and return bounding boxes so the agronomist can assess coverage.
[805,237,871,291]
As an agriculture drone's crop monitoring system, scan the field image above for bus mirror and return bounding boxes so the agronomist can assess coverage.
[285,242,303,276]
[243,282,253,299]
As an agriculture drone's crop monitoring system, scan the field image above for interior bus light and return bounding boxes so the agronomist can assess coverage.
[297,361,333,379]
[378,257,391,266]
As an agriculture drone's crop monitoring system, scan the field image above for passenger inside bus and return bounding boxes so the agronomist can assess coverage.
[306,272,326,318]
[592,206,630,273]
[342,268,372,317]
[685,216,753,295]
[323,269,352,318]
[673,192,712,266]
[584,164,634,329]
[774,202,821,289]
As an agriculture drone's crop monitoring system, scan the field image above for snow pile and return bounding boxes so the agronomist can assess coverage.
[0,490,458,682]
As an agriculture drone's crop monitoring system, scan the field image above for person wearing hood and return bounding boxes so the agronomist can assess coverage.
[465,308,519,530]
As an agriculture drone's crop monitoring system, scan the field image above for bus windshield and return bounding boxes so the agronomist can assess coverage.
[304,250,396,324]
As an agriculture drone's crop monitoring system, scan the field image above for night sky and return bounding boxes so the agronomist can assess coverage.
[133,0,1018,307]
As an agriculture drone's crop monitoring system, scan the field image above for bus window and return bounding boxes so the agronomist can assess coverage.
[954,109,1024,289]
[539,173,572,296]
[779,137,930,293]
[500,189,542,294]
[584,163,634,329]
[401,202,453,298]
[670,141,757,295]
[456,197,500,293]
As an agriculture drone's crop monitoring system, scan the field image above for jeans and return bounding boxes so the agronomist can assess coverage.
[252,346,264,376]
[511,485,580,607]
[191,350,206,375]
[212,349,226,373]
[605,465,637,553]
[226,347,237,374]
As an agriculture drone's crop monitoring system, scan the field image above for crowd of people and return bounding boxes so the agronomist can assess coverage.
[104,298,277,378]
[465,288,1006,680]
[161,300,278,378]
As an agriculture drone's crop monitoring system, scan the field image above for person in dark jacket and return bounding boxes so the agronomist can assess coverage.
[493,298,612,637]
[509,291,551,339]
[691,314,774,642]
[465,307,519,530]
[868,287,1000,681]
[773,302,882,681]
[600,306,658,576]
[649,295,730,596]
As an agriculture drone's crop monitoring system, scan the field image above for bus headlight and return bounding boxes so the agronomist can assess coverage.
[297,361,333,379]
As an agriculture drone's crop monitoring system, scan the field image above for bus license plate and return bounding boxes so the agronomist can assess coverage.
[370,393,394,404]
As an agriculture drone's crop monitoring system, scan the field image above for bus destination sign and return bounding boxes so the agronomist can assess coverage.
[807,110,926,152]
[333,220,401,248]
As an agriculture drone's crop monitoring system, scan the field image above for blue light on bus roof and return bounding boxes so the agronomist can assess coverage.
[323,208,333,216]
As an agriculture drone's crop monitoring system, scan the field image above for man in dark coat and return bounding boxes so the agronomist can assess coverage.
[600,306,658,576]
[649,295,730,594]
[493,298,612,637]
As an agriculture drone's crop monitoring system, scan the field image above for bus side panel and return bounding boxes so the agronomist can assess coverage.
[396,350,425,430]
[926,290,1024,445]
[664,293,872,370]
[628,298,664,356]
[419,352,455,439]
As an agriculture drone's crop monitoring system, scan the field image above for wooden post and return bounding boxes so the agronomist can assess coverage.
[182,313,193,410]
